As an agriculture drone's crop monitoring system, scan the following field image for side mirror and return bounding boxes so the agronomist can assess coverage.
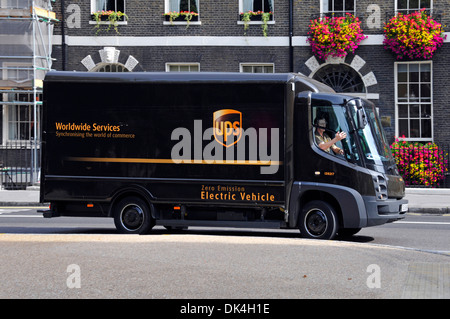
[357,108,367,129]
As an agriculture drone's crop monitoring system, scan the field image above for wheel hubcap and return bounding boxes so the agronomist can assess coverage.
[120,204,144,231]
[304,209,328,237]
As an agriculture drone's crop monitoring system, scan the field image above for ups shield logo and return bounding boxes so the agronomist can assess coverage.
[213,109,242,148]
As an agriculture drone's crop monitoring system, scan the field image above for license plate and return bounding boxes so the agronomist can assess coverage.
[400,203,408,212]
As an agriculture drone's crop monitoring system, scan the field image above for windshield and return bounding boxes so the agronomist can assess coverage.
[311,98,396,174]
[357,103,396,174]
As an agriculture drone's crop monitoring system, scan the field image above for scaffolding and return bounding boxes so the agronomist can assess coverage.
[0,0,56,186]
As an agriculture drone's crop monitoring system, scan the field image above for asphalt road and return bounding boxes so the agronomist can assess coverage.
[0,208,449,300]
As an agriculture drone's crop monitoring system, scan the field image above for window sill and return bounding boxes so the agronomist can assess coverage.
[237,20,275,25]
[163,21,202,26]
[89,21,128,25]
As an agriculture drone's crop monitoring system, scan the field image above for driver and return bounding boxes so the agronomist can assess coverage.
[314,116,347,155]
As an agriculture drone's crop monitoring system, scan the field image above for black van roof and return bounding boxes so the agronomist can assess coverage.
[44,71,335,93]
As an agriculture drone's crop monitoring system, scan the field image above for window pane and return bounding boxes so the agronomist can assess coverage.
[242,66,252,73]
[398,104,409,118]
[345,0,354,11]
[399,119,409,137]
[253,0,263,12]
[421,0,431,8]
[334,0,344,11]
[410,0,419,9]
[420,64,431,82]
[409,84,419,101]
[179,65,190,72]
[19,105,29,121]
[421,119,431,138]
[410,104,419,117]
[190,65,199,72]
[263,65,274,73]
[409,64,419,82]
[420,84,431,101]
[253,66,263,73]
[398,84,408,101]
[20,123,29,140]
[116,0,124,12]
[397,64,408,82]
[410,119,420,137]
[421,104,431,118]
[397,0,408,9]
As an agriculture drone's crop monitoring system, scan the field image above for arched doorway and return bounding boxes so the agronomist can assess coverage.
[91,63,130,72]
[312,63,365,93]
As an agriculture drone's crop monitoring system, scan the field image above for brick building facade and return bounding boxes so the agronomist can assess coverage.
[51,0,450,146]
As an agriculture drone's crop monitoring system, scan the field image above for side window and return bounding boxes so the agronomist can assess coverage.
[311,104,360,162]
[312,106,343,155]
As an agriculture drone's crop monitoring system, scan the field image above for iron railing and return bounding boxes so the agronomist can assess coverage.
[0,141,40,190]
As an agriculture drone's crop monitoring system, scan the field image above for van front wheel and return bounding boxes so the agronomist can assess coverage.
[299,200,338,240]
[113,196,154,234]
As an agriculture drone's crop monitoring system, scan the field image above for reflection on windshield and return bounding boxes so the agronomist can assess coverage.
[312,100,396,174]
[359,106,396,172]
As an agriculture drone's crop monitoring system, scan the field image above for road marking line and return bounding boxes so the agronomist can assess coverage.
[0,215,41,218]
[395,221,450,225]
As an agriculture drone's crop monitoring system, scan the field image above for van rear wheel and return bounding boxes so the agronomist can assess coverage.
[113,196,154,234]
[299,200,338,240]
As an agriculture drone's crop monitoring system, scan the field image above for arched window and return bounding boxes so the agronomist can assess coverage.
[313,64,365,93]
[91,63,129,72]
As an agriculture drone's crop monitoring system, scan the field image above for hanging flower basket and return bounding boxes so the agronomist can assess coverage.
[383,9,446,60]
[307,13,366,60]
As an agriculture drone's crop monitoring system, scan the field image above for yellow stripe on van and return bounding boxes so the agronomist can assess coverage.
[66,157,282,166]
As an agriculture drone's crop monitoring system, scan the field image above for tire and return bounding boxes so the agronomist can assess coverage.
[298,200,339,240]
[113,196,154,234]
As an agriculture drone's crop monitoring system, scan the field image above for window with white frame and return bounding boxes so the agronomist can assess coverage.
[395,62,432,140]
[240,63,274,73]
[2,62,33,84]
[241,0,273,13]
[5,93,41,142]
[321,0,355,16]
[92,0,125,12]
[166,63,200,72]
[396,0,432,15]
[164,0,200,24]
[168,0,198,13]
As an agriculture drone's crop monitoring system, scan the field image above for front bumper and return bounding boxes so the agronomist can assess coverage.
[363,196,408,227]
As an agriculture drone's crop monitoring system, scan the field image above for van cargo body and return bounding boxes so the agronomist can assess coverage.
[40,72,407,239]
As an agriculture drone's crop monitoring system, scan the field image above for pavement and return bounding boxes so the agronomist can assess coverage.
[0,186,448,214]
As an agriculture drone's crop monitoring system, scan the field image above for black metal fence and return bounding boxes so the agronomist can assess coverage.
[0,141,40,190]
[390,142,450,188]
